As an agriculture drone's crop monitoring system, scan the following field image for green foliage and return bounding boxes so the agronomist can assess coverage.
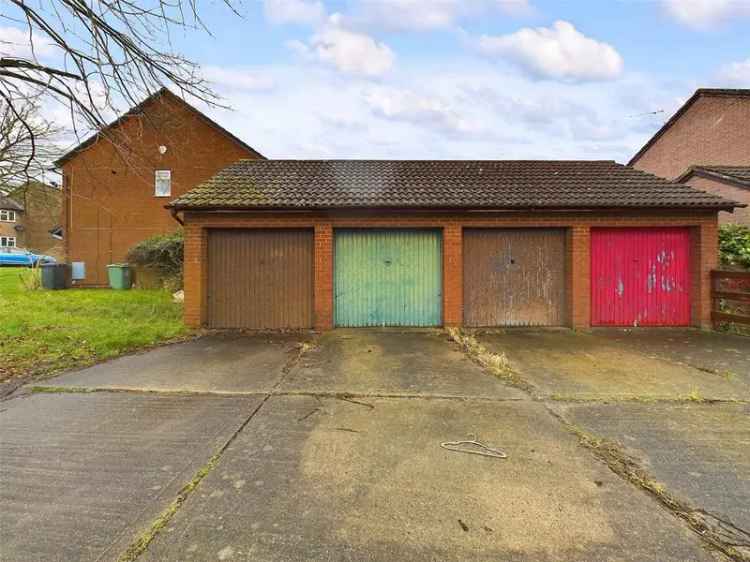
[126,230,184,285]
[0,268,188,383]
[719,224,750,269]
[19,264,42,291]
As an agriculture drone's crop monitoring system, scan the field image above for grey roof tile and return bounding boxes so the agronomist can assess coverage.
[169,159,741,210]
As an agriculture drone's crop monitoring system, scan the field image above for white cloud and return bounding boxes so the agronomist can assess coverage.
[196,57,686,163]
[477,20,624,82]
[202,66,276,92]
[347,0,531,31]
[263,0,326,25]
[718,57,750,85]
[662,0,750,29]
[0,26,56,59]
[363,86,485,137]
[290,18,395,76]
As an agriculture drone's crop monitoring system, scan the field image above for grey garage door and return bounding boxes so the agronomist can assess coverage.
[463,228,567,326]
[207,229,313,329]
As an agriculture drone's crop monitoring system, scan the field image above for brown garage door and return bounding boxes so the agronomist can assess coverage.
[463,229,566,327]
[207,229,313,329]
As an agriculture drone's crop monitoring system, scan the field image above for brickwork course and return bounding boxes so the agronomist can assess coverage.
[56,88,263,285]
[630,88,750,226]
[173,157,735,331]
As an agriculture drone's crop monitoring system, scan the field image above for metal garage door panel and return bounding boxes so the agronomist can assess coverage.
[463,229,567,327]
[208,229,313,329]
[334,229,442,327]
[591,228,690,327]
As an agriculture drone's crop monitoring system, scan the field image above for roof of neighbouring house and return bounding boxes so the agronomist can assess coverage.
[0,193,24,211]
[677,165,750,189]
[167,159,742,211]
[54,88,265,166]
[628,88,750,166]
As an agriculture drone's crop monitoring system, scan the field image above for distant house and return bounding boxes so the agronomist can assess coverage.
[629,88,750,226]
[55,88,264,286]
[0,193,24,251]
[0,182,63,258]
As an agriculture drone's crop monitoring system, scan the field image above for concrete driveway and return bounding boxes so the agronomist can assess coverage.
[1,392,261,562]
[2,329,747,561]
[478,330,749,401]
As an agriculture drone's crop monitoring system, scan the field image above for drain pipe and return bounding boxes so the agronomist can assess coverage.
[169,207,184,226]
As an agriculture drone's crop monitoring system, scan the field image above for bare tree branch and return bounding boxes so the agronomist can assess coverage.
[0,0,236,168]
[0,96,60,191]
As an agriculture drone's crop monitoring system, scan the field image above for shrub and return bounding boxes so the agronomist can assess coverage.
[719,224,750,269]
[126,230,184,287]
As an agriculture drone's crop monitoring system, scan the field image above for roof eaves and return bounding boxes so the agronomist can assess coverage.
[0,195,24,211]
[677,166,750,191]
[167,201,743,212]
[628,88,750,166]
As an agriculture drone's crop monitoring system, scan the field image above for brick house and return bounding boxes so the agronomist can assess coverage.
[675,167,750,227]
[629,88,750,226]
[55,88,263,285]
[0,183,63,258]
[167,159,741,331]
[0,193,24,251]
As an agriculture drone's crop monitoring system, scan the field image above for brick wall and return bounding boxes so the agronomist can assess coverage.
[10,183,63,259]
[182,209,719,331]
[683,175,750,227]
[61,93,259,285]
[632,94,750,180]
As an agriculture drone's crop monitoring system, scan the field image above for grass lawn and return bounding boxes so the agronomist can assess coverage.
[0,268,189,384]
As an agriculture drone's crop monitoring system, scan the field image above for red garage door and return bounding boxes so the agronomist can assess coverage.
[591,228,691,326]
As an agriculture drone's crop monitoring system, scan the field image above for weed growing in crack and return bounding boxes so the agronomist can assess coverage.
[117,454,221,562]
[445,328,539,396]
[446,327,512,376]
[558,417,747,562]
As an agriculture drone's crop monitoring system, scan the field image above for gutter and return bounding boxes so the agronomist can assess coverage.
[166,203,743,214]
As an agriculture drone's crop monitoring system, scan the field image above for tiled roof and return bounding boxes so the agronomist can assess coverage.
[54,88,265,166]
[0,193,24,211]
[683,165,750,188]
[168,159,740,211]
[629,88,750,166]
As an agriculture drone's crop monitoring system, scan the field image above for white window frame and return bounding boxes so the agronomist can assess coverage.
[0,210,16,222]
[155,170,172,197]
[1,236,16,248]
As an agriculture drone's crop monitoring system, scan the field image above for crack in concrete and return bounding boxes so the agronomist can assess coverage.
[546,407,750,562]
[116,336,316,561]
[447,327,749,561]
[28,385,530,402]
[17,329,749,561]
[548,395,750,405]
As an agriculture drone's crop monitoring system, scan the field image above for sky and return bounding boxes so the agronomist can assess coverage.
[4,0,750,163]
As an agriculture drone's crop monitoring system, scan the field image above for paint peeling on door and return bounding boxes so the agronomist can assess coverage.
[616,277,625,297]
[464,229,566,327]
[591,228,691,326]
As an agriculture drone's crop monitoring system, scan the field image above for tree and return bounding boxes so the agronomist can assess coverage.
[0,98,60,191]
[0,0,232,173]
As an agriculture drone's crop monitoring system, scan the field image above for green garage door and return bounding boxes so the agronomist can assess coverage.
[334,229,442,327]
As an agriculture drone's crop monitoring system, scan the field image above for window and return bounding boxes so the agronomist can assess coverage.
[155,170,172,197]
[1,236,16,248]
[0,210,16,222]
